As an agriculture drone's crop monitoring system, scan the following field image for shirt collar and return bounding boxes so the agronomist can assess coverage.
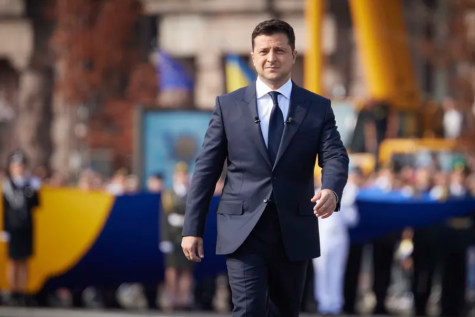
[256,77,292,100]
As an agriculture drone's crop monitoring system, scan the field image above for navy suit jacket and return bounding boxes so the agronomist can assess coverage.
[182,81,349,261]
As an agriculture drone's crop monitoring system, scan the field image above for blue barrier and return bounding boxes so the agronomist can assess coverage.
[44,193,165,289]
[43,194,226,290]
[350,188,475,243]
[42,190,475,291]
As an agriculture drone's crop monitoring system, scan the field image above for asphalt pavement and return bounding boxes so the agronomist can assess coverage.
[0,307,324,317]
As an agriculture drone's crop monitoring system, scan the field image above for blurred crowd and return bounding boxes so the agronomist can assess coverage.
[327,149,475,317]
[1,148,475,316]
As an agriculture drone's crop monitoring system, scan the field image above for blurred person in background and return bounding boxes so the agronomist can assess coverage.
[412,167,433,197]
[106,168,127,195]
[90,172,103,189]
[371,166,402,315]
[125,174,139,193]
[465,152,475,172]
[437,164,473,316]
[429,171,450,201]
[392,228,414,305]
[411,167,438,317]
[442,97,463,139]
[343,199,366,317]
[46,172,66,187]
[77,168,96,191]
[147,173,164,193]
[399,166,415,186]
[448,162,468,198]
[372,165,394,192]
[1,150,41,306]
[143,172,165,310]
[160,162,194,311]
[467,173,475,196]
[343,243,363,315]
[313,167,361,315]
[32,166,48,182]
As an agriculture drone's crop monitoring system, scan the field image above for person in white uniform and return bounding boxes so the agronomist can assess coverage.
[313,166,361,315]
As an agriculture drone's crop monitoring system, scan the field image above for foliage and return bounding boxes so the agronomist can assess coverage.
[50,0,142,104]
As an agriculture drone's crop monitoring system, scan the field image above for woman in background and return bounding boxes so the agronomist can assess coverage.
[313,167,361,315]
[159,162,194,311]
[1,150,41,306]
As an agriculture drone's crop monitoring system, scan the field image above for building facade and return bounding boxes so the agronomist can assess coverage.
[141,0,353,110]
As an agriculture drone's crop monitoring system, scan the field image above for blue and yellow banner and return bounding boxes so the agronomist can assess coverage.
[225,54,256,93]
[1,188,474,294]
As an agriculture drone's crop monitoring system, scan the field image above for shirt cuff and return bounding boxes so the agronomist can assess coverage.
[332,190,339,203]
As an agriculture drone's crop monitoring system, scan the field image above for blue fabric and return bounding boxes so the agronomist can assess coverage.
[349,188,475,243]
[225,54,257,83]
[42,194,226,290]
[157,50,193,91]
[40,191,475,291]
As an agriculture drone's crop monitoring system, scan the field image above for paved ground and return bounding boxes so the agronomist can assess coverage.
[0,307,323,317]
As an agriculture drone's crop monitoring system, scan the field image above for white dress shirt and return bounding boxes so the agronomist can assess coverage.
[256,77,292,148]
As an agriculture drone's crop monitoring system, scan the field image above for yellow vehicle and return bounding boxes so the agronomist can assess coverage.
[378,138,473,170]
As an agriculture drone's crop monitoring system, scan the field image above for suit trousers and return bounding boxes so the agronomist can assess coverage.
[225,202,308,317]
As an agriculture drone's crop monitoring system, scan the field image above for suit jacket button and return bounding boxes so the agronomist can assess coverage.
[263,199,268,203]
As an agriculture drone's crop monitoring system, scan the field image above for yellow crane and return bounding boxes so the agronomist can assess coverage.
[305,0,424,176]
[304,0,420,109]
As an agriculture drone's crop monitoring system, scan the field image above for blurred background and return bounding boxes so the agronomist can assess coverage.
[0,0,475,316]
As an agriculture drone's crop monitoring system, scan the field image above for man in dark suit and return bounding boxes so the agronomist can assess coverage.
[182,19,349,317]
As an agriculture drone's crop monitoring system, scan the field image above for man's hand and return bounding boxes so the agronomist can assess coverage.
[181,236,204,262]
[311,189,337,219]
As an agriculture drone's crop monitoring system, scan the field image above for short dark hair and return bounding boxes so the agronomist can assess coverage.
[152,172,164,180]
[252,19,295,51]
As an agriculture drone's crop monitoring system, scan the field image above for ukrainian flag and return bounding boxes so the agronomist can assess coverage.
[225,54,257,93]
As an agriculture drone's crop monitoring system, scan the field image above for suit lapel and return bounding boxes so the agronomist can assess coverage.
[240,84,273,169]
[273,84,309,170]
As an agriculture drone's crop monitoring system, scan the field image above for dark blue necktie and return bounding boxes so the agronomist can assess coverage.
[267,91,284,165]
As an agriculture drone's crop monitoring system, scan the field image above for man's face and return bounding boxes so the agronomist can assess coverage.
[415,168,431,188]
[251,33,296,87]
[147,177,163,193]
[9,162,24,177]
[174,172,189,187]
[348,173,362,186]
[451,171,465,185]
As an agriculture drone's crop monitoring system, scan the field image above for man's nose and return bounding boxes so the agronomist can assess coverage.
[267,52,276,63]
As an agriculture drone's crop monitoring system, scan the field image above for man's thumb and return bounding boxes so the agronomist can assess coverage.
[311,190,322,202]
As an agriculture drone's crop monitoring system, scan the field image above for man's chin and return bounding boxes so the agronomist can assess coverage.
[262,74,284,83]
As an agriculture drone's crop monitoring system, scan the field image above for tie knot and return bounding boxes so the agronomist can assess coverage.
[268,91,281,105]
